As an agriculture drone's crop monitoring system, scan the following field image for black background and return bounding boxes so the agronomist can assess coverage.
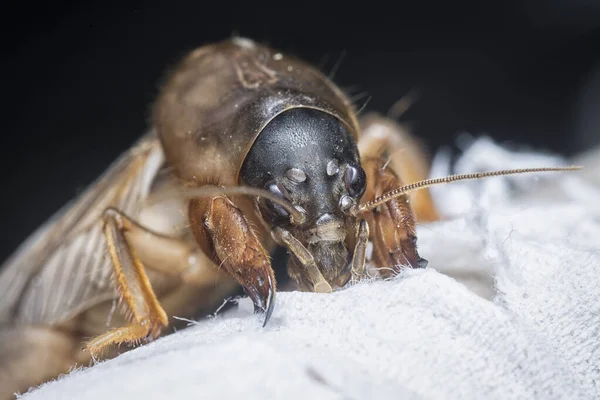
[1,0,600,265]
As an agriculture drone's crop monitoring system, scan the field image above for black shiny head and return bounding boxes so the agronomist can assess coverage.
[241,108,365,232]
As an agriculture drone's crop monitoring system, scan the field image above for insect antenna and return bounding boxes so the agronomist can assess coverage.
[352,166,583,214]
[153,185,306,224]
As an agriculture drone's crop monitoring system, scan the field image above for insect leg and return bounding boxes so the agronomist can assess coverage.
[189,196,276,325]
[349,219,369,282]
[286,259,314,292]
[360,157,428,278]
[84,208,170,357]
[115,209,226,286]
[358,113,439,222]
[273,228,332,293]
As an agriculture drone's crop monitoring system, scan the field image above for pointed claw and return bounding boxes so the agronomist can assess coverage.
[416,256,428,269]
[397,251,428,271]
[263,273,275,327]
[384,236,428,275]
[242,268,276,327]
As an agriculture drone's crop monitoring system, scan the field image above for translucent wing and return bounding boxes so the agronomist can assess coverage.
[0,132,165,325]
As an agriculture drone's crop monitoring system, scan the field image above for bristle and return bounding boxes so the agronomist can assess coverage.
[387,89,421,119]
[328,50,347,80]
[355,96,372,115]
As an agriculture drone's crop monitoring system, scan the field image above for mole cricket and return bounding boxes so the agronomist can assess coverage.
[0,37,580,398]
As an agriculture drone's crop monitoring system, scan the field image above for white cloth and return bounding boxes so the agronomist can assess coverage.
[20,138,600,400]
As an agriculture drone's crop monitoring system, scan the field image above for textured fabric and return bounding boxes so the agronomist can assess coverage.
[20,138,600,400]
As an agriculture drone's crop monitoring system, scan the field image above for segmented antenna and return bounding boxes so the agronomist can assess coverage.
[354,165,583,213]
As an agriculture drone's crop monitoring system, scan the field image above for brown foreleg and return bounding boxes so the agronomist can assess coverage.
[360,157,428,278]
[358,113,439,222]
[189,196,276,325]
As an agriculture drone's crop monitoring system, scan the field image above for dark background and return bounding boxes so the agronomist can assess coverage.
[1,0,600,265]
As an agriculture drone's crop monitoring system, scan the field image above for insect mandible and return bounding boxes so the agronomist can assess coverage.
[0,37,580,399]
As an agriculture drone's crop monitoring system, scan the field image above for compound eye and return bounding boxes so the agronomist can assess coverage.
[344,165,367,198]
[262,181,291,220]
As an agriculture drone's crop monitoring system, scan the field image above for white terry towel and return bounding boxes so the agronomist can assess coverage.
[19,137,600,400]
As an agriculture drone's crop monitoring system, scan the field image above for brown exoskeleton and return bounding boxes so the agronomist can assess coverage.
[0,37,580,399]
